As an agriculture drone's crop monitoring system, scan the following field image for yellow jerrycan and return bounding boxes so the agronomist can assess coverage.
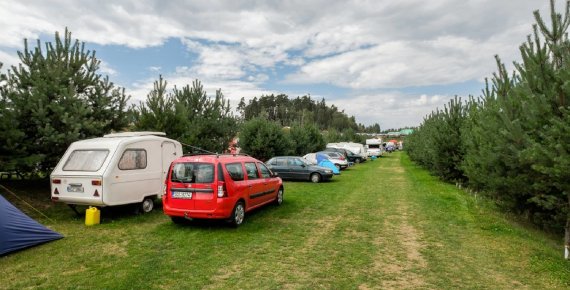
[85,206,100,226]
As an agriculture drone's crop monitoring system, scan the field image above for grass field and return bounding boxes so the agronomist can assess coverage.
[1,152,569,289]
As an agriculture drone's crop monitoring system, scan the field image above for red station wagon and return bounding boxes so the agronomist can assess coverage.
[163,154,283,226]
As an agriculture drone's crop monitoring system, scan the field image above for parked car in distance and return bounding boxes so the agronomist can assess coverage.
[327,142,368,163]
[322,147,360,164]
[266,156,334,183]
[303,152,348,170]
[163,154,283,227]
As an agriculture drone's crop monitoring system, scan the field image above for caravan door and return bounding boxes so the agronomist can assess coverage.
[106,141,162,205]
[161,141,178,183]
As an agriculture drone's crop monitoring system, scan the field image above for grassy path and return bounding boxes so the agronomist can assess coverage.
[1,152,569,289]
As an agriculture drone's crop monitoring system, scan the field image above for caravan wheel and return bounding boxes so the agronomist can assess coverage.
[140,197,154,213]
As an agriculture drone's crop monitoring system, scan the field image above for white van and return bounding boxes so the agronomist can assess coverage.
[365,138,383,157]
[326,142,368,162]
[50,132,182,213]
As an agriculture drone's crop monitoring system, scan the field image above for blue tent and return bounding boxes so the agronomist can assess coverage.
[0,194,63,256]
[316,153,340,175]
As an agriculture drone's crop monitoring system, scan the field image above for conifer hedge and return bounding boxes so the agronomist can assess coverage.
[406,0,570,257]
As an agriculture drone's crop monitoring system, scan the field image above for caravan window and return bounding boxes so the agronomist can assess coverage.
[63,150,109,171]
[118,149,147,170]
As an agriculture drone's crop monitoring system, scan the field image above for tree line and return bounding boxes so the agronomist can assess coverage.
[237,94,381,133]
[405,0,570,258]
[0,28,374,177]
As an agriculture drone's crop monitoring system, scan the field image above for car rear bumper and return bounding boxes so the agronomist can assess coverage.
[163,198,235,219]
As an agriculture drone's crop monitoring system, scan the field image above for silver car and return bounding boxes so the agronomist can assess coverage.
[303,152,349,170]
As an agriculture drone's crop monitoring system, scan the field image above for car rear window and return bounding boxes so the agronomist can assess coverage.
[171,162,214,183]
[63,150,109,171]
[225,163,244,181]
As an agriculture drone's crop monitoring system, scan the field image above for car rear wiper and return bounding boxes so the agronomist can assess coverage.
[171,178,192,183]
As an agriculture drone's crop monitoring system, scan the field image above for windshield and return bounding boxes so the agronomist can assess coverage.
[63,150,109,171]
[171,162,214,183]
[296,158,310,166]
[368,144,380,149]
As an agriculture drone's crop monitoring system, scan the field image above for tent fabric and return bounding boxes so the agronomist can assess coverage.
[0,194,63,256]
[315,153,329,164]
[318,160,340,175]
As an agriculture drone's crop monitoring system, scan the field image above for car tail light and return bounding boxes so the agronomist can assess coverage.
[92,180,102,186]
[217,182,227,198]
[52,179,61,184]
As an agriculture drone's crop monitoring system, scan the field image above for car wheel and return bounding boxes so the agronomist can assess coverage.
[229,201,245,227]
[274,187,284,205]
[335,164,341,170]
[140,197,154,213]
[355,158,361,164]
[310,173,321,183]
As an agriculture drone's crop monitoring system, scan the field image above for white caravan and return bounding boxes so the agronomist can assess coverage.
[365,138,383,157]
[326,142,368,162]
[50,132,182,213]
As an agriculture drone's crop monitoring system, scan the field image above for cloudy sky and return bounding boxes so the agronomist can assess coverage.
[0,0,557,129]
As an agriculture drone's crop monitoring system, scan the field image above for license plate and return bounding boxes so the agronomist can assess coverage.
[67,185,84,193]
[172,191,192,199]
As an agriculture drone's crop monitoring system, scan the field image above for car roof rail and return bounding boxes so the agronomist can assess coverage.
[182,153,213,157]
[217,153,250,158]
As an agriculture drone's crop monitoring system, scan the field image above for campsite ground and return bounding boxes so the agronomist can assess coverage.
[1,152,569,289]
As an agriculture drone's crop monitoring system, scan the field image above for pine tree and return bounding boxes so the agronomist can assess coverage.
[0,63,25,174]
[135,78,238,153]
[289,123,326,155]
[3,29,130,174]
[239,117,291,161]
[523,0,570,259]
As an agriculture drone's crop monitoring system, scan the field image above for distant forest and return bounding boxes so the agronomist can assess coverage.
[237,94,381,133]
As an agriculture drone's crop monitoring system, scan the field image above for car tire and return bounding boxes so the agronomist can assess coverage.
[140,197,154,213]
[229,201,245,227]
[274,187,284,205]
[355,158,361,164]
[310,173,321,183]
[335,164,341,170]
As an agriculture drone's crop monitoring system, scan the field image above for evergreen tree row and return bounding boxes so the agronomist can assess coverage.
[237,94,380,133]
[133,76,238,154]
[405,0,570,257]
[0,28,375,177]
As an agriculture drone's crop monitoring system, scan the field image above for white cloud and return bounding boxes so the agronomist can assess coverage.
[0,0,559,128]
[98,60,117,76]
[330,93,452,129]
[285,28,529,89]
[0,49,20,70]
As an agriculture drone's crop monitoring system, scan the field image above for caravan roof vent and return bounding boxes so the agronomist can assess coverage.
[103,132,167,138]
